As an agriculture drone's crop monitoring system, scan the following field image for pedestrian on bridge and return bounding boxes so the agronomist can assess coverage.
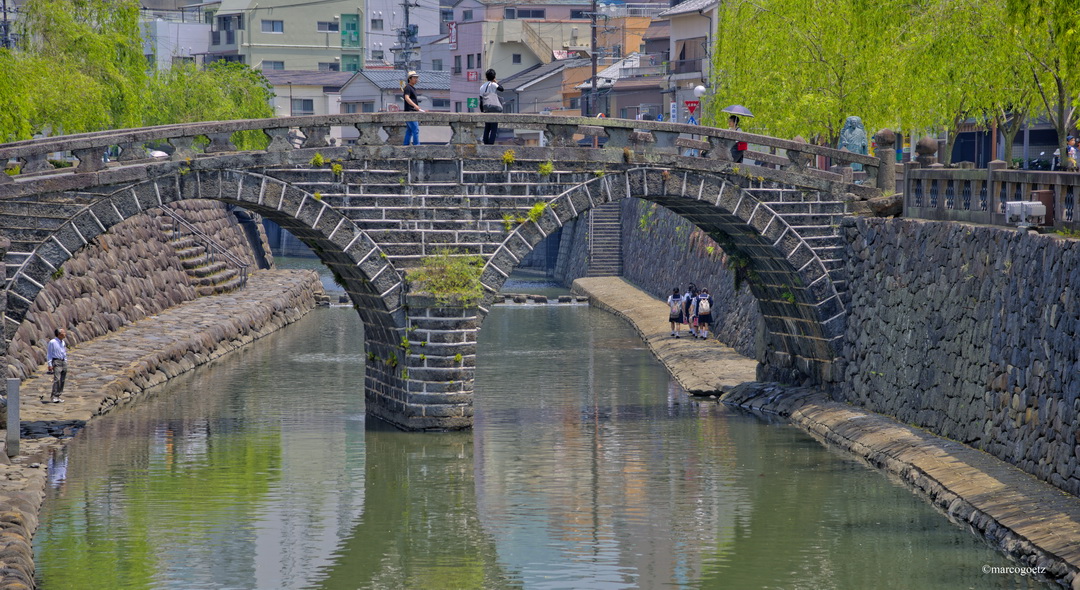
[479,69,504,145]
[402,71,424,145]
[46,328,68,403]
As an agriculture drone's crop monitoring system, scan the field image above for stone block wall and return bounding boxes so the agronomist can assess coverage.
[5,201,271,380]
[842,217,1080,495]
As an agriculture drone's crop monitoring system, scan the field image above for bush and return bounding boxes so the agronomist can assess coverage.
[407,248,485,304]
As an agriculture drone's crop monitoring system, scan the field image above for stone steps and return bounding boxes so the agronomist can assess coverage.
[587,204,622,277]
[154,210,246,297]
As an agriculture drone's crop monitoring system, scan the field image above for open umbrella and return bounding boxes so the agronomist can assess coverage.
[721,105,754,118]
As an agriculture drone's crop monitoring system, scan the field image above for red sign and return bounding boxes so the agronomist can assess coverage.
[685,100,699,115]
[386,104,400,112]
[448,22,457,50]
[467,70,479,82]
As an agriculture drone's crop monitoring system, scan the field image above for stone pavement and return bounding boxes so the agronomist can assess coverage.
[0,269,323,590]
[571,277,759,394]
[574,276,1080,589]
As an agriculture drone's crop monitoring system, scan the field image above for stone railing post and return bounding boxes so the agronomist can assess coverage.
[915,136,938,166]
[903,161,922,209]
[72,147,107,173]
[264,127,294,152]
[987,159,1007,219]
[300,126,330,148]
[353,122,382,145]
[873,128,896,195]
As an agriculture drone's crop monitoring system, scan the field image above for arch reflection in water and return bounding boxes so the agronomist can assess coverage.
[34,306,1047,589]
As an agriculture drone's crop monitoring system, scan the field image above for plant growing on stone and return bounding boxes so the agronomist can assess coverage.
[406,248,485,305]
[454,353,463,363]
[313,191,323,201]
[50,267,64,280]
[781,290,796,304]
[538,161,554,176]
[527,202,547,223]
[4,165,21,176]
[398,177,406,185]
[594,169,605,177]
[310,152,326,167]
[502,213,515,232]
[502,149,516,165]
[331,162,343,177]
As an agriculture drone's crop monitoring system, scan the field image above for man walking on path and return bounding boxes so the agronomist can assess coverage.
[402,71,424,145]
[46,328,67,403]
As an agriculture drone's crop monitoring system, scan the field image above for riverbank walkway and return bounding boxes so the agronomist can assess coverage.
[0,269,322,589]
[572,276,1080,589]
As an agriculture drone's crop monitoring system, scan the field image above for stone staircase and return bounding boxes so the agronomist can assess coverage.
[155,208,248,297]
[746,187,849,295]
[586,202,623,277]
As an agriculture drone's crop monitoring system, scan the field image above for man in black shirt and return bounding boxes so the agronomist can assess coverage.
[402,71,424,145]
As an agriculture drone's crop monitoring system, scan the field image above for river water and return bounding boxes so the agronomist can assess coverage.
[33,271,1047,589]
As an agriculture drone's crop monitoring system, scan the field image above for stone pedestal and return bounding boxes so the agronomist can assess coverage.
[365,294,476,431]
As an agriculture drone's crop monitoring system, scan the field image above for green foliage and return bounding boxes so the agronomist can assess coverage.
[527,202,547,223]
[538,161,554,176]
[453,353,463,363]
[594,169,605,177]
[502,213,515,232]
[310,152,326,167]
[1,1,273,142]
[313,191,323,201]
[3,164,20,176]
[502,149,516,165]
[406,248,485,304]
[707,0,1075,153]
[51,267,64,280]
[781,290,796,304]
[331,162,344,176]
[1054,227,1080,239]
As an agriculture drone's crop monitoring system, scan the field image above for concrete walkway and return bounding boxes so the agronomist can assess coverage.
[571,277,758,394]
[573,276,1080,589]
[0,269,323,590]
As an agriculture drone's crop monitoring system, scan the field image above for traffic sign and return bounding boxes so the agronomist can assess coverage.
[685,100,699,115]
[687,115,697,126]
[466,97,479,109]
[669,101,677,122]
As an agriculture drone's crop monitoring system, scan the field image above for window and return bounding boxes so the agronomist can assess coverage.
[317,21,340,32]
[467,54,474,69]
[432,59,443,71]
[343,103,358,114]
[571,9,587,19]
[371,18,383,31]
[318,62,341,71]
[462,9,472,21]
[512,53,521,64]
[568,97,579,109]
[362,102,375,113]
[441,9,453,22]
[476,53,482,69]
[262,60,285,70]
[372,50,385,60]
[508,8,545,18]
[453,55,462,73]
[291,99,314,116]
[455,101,462,112]
[432,98,450,109]
[262,20,284,33]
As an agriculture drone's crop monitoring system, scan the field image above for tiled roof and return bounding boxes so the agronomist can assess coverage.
[359,69,451,90]
[501,58,592,92]
[658,0,718,17]
[261,70,356,87]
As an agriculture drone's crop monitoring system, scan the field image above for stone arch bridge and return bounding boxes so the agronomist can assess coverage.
[0,114,890,430]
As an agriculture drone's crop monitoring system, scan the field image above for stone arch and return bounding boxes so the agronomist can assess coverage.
[5,170,407,337]
[480,167,846,386]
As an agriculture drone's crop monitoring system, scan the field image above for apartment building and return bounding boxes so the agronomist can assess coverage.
[201,0,365,71]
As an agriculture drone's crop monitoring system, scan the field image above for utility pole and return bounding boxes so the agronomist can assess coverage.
[1,0,11,50]
[396,0,419,72]
[589,0,597,117]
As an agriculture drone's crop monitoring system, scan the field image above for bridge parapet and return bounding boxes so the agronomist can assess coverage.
[1,114,884,197]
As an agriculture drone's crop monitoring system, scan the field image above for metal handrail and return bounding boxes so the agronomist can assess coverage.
[158,206,249,289]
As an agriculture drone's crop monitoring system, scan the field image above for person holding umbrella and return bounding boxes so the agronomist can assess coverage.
[722,105,753,163]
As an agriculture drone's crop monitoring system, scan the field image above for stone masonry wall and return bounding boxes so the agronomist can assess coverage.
[842,217,1080,495]
[6,201,269,380]
[619,199,761,358]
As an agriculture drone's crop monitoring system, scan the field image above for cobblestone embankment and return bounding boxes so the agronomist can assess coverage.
[0,269,324,590]
[575,276,1080,589]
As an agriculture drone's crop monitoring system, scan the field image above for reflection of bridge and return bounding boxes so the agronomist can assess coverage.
[0,114,890,430]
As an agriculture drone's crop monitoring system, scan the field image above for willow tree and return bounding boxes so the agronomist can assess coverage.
[16,0,149,133]
[1008,0,1080,165]
[901,0,1026,165]
[708,0,911,144]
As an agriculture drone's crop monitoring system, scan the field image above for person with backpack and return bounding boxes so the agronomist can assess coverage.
[479,69,504,145]
[666,287,684,338]
[683,284,699,337]
[695,288,714,339]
